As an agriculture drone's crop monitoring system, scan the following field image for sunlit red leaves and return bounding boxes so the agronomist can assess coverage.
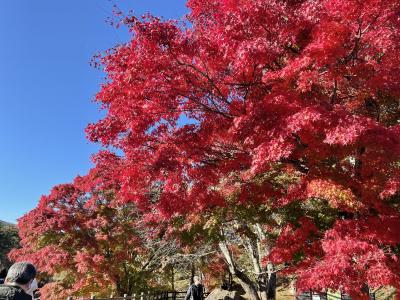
[323,114,371,146]
[268,217,320,265]
[380,178,400,199]
[297,216,400,294]
[9,245,70,275]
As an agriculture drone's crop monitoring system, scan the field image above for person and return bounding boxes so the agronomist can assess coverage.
[185,276,204,300]
[25,278,38,299]
[0,262,37,300]
[0,269,7,285]
[266,263,276,300]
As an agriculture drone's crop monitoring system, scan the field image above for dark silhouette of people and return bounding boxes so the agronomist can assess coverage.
[266,263,276,300]
[185,276,204,300]
[0,268,7,284]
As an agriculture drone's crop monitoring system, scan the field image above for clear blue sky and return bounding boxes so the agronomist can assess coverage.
[0,0,188,223]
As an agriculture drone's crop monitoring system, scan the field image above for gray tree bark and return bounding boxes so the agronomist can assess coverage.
[218,241,261,300]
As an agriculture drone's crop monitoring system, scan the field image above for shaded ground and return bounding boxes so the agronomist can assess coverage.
[205,286,396,300]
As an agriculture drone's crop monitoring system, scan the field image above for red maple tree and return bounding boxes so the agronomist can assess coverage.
[86,0,400,298]
[10,153,179,299]
[13,0,400,299]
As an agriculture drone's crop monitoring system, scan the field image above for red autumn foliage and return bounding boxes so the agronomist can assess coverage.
[9,155,153,299]
[13,0,400,298]
[268,217,320,265]
[85,0,400,295]
[296,215,400,298]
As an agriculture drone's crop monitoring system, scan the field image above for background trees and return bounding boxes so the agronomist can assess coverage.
[11,0,400,299]
[0,221,19,270]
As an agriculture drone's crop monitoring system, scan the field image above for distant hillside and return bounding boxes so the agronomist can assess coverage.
[0,219,19,269]
[0,220,16,228]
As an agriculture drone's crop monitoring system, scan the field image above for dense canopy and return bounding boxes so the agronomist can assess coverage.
[11,0,400,299]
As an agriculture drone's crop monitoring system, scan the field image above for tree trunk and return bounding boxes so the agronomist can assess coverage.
[228,270,233,290]
[171,264,175,291]
[266,263,277,300]
[218,241,261,300]
[191,261,195,284]
[244,237,267,300]
[255,224,273,300]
